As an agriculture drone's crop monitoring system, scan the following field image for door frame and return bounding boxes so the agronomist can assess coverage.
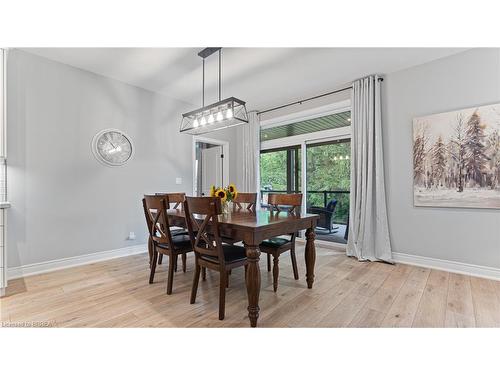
[192,136,230,196]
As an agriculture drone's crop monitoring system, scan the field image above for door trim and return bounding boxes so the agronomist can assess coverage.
[192,136,230,196]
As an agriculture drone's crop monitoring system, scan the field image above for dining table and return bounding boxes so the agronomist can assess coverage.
[165,206,319,327]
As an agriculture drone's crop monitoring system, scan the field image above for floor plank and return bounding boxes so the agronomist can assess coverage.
[444,273,475,328]
[470,276,500,327]
[412,269,449,327]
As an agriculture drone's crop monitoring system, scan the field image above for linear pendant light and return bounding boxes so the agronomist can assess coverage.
[180,47,249,135]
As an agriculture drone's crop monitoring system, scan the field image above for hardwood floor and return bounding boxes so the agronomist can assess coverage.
[1,246,499,328]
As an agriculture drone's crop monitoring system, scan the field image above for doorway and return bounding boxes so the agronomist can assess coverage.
[193,137,229,197]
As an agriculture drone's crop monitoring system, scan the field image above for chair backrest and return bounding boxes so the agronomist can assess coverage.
[155,192,186,209]
[233,192,257,211]
[143,194,174,247]
[268,193,302,214]
[184,197,225,264]
[326,199,338,212]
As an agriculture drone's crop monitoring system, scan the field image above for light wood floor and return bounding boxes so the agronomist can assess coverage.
[1,246,500,327]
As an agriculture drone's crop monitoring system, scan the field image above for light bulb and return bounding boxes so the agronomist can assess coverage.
[345,155,350,160]
[200,116,206,126]
[339,156,344,160]
[193,118,199,128]
[334,156,338,161]
[208,113,215,124]
[347,118,351,122]
[216,111,224,122]
[226,108,233,119]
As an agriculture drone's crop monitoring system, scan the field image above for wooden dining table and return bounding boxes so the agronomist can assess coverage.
[165,207,319,327]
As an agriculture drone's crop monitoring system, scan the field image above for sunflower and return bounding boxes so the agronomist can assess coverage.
[228,183,238,199]
[209,185,216,197]
[215,188,227,203]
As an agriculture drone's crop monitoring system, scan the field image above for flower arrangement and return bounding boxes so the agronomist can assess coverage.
[210,183,238,203]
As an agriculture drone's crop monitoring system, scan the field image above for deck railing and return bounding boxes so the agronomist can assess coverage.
[260,189,350,225]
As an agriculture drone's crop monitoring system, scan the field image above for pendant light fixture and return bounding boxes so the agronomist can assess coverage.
[180,48,249,135]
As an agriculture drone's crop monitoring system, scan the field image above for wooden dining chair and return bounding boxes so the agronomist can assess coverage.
[233,192,257,211]
[260,193,302,292]
[184,196,248,320]
[142,194,193,295]
[155,192,188,266]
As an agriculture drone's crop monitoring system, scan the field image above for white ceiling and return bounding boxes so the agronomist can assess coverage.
[24,48,467,111]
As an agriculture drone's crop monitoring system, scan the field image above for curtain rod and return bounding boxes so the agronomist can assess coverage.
[257,77,383,116]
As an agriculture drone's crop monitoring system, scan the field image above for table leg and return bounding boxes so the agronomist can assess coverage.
[245,243,261,327]
[305,227,316,289]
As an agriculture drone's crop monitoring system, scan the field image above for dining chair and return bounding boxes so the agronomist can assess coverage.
[142,194,193,295]
[184,196,248,320]
[222,192,258,247]
[260,193,302,292]
[233,192,257,211]
[155,192,188,267]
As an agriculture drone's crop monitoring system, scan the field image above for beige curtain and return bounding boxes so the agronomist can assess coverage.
[241,111,261,201]
[347,75,392,262]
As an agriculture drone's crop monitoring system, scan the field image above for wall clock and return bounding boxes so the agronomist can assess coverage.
[91,129,134,167]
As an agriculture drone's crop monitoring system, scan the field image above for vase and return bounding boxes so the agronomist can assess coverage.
[222,201,231,214]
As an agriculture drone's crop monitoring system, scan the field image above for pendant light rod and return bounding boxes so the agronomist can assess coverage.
[198,47,222,106]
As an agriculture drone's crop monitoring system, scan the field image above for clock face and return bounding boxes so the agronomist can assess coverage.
[92,129,133,166]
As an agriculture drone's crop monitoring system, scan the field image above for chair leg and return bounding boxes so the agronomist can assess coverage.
[290,248,299,280]
[272,254,280,292]
[190,263,201,304]
[166,254,175,295]
[226,271,230,288]
[174,254,178,272]
[148,237,153,268]
[182,253,187,273]
[202,267,207,281]
[149,250,158,284]
[267,253,271,272]
[158,253,163,265]
[219,271,227,320]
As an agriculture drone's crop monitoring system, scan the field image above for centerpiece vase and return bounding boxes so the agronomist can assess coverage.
[222,201,231,214]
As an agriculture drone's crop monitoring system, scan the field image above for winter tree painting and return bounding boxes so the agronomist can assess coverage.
[413,103,500,209]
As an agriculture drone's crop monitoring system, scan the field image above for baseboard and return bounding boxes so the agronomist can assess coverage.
[296,237,347,252]
[7,245,147,281]
[392,252,500,281]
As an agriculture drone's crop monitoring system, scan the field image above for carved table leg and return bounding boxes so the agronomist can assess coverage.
[305,227,316,289]
[245,243,261,327]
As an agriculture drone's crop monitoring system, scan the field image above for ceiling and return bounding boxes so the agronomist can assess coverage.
[261,111,351,141]
[24,48,467,111]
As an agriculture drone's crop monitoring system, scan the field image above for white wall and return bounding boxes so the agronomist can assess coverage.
[6,50,196,268]
[383,48,500,269]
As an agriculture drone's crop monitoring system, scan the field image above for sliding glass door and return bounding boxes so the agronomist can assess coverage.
[306,139,350,244]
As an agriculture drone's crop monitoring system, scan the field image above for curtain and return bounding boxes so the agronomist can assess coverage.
[241,111,261,201]
[346,75,392,262]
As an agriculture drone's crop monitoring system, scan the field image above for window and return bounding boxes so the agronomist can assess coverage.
[260,146,300,204]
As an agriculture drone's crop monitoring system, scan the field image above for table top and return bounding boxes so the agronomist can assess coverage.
[167,208,318,231]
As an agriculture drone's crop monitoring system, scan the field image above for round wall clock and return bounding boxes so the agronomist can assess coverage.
[91,129,134,167]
